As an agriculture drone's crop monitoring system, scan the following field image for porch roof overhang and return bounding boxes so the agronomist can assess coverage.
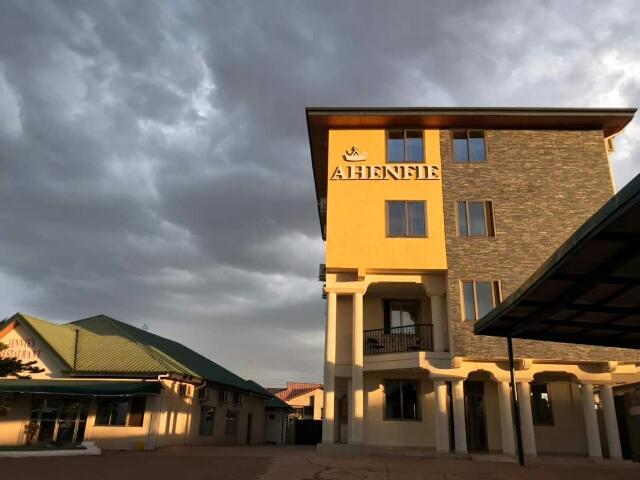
[474,173,640,349]
[0,379,162,396]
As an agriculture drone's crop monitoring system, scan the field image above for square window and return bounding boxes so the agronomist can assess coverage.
[462,280,501,321]
[384,379,419,420]
[387,201,427,237]
[452,130,486,163]
[387,130,424,163]
[456,201,495,237]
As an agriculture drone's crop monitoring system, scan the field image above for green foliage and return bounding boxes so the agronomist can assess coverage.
[0,342,44,417]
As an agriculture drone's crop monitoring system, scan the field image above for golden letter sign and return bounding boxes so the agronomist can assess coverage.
[332,146,440,180]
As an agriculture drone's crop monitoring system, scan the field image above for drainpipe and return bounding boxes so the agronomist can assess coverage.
[148,374,170,449]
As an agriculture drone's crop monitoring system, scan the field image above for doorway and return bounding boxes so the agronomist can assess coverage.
[246,413,253,444]
[464,381,488,452]
[30,397,89,444]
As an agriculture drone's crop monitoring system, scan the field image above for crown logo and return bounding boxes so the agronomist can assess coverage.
[343,146,368,162]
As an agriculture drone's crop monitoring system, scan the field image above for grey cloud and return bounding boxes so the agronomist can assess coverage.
[0,0,638,384]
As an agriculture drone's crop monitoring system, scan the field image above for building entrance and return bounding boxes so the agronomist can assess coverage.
[464,381,488,452]
[30,397,89,444]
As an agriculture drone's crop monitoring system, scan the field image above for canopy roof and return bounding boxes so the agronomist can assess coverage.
[306,106,637,238]
[0,379,161,396]
[474,173,640,349]
[0,313,267,396]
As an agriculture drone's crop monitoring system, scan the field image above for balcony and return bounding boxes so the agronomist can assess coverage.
[364,323,433,355]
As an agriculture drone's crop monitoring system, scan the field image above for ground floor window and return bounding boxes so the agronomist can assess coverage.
[95,397,146,427]
[531,383,554,425]
[29,397,89,444]
[225,410,237,435]
[384,379,419,420]
[199,406,215,436]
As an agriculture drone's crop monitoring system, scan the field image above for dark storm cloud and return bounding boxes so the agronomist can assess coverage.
[0,0,638,385]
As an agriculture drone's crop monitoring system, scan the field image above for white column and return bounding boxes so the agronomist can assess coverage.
[581,383,603,459]
[430,295,446,352]
[599,385,622,460]
[516,382,537,456]
[497,381,516,456]
[451,379,467,454]
[349,292,364,443]
[434,380,450,454]
[322,291,337,443]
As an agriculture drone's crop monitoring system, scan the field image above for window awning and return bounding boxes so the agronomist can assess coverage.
[0,379,162,396]
[474,173,640,349]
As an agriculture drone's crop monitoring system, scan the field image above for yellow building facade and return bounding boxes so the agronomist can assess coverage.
[308,107,640,459]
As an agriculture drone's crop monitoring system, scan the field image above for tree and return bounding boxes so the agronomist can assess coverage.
[0,342,44,416]
[0,342,43,378]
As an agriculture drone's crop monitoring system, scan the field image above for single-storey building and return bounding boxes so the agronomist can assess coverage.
[0,312,287,450]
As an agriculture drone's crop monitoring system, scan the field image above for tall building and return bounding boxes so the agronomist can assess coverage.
[306,107,640,458]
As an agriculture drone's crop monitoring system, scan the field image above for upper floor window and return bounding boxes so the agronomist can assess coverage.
[387,130,424,163]
[386,201,427,237]
[384,379,419,420]
[531,384,554,426]
[461,280,501,321]
[452,129,486,163]
[457,201,495,237]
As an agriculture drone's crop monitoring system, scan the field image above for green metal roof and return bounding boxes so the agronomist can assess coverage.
[0,379,161,396]
[5,313,267,396]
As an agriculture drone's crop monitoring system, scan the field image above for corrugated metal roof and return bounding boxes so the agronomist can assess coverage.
[7,313,266,395]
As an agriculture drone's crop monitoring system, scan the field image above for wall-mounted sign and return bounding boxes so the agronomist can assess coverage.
[0,336,42,360]
[343,146,368,162]
[331,164,440,181]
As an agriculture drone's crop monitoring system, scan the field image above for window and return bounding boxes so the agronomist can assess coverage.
[457,201,495,237]
[219,390,229,404]
[452,130,486,163]
[199,406,215,436]
[387,130,424,163]
[384,379,419,420]
[128,397,146,427]
[95,398,146,427]
[225,410,238,436]
[197,387,210,401]
[461,280,501,321]
[531,384,554,426]
[386,201,427,237]
[178,384,189,397]
[232,392,242,405]
[384,300,420,331]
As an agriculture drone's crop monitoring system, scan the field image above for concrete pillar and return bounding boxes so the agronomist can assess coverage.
[322,291,337,444]
[430,295,446,352]
[516,382,537,456]
[581,383,603,459]
[599,385,622,460]
[497,381,516,456]
[451,379,467,454]
[434,380,450,454]
[349,292,364,443]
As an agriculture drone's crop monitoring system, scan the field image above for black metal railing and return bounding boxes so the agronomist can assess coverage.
[364,323,433,355]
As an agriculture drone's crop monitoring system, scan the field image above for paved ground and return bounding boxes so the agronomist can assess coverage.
[0,445,638,480]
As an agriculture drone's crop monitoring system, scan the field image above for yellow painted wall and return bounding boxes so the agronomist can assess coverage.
[363,371,435,448]
[326,129,447,272]
[534,382,588,455]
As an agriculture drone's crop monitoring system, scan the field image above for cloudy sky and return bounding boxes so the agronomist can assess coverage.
[0,1,638,386]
